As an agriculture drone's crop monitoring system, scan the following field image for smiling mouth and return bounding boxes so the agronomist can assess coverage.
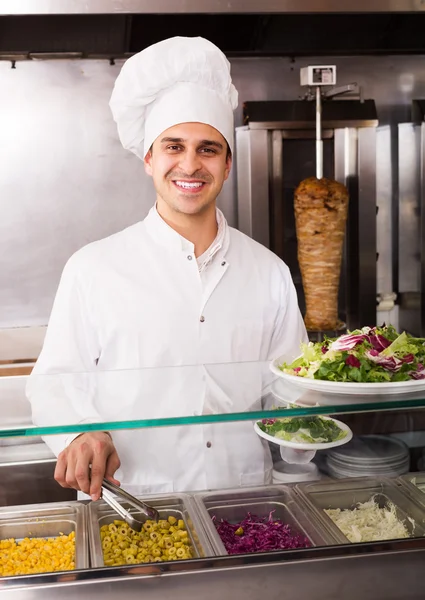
[172,180,207,192]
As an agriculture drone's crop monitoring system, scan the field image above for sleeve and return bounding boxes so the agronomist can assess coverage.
[267,260,308,362]
[26,253,102,457]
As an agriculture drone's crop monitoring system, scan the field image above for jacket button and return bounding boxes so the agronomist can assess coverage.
[200,316,205,323]
[206,441,212,448]
[187,255,193,261]
[221,261,226,266]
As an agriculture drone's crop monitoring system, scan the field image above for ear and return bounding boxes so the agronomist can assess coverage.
[144,150,153,176]
[223,154,232,181]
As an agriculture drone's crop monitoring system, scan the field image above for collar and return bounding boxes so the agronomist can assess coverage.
[143,204,230,258]
[197,209,226,273]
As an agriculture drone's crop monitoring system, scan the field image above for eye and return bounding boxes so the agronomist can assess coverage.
[166,145,183,152]
[200,147,216,154]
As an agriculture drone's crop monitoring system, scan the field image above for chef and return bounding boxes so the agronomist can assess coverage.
[27,36,307,500]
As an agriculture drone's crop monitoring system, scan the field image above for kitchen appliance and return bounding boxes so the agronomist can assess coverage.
[398,99,425,336]
[236,74,378,336]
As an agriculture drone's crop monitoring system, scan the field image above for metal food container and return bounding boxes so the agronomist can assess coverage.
[295,477,425,545]
[0,501,88,570]
[398,472,425,506]
[88,493,214,567]
[192,484,336,556]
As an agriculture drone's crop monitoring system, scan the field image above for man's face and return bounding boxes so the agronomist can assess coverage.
[144,122,231,216]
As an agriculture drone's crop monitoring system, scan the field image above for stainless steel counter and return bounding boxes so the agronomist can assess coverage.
[1,481,425,599]
[0,544,424,600]
[0,459,76,507]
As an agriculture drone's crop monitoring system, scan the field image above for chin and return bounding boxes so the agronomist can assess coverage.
[173,199,212,215]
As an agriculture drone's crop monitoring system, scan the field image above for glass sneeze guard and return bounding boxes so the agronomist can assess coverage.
[2,360,425,438]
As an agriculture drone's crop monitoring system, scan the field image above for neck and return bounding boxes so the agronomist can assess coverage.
[156,199,218,257]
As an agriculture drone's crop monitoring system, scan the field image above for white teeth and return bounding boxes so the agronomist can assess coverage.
[175,181,204,189]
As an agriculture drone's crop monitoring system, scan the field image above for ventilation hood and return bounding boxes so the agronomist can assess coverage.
[1,0,425,14]
[1,3,425,56]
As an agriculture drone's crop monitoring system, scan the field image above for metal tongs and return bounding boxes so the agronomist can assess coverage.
[101,478,159,532]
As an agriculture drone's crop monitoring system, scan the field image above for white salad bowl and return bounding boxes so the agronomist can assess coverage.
[270,356,425,396]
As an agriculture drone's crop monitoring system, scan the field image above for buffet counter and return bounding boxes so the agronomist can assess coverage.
[1,361,425,599]
[0,547,424,600]
[0,476,425,599]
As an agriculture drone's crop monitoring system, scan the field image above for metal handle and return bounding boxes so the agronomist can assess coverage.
[101,488,134,522]
[102,479,159,521]
[323,83,357,99]
[101,487,144,532]
[316,85,323,180]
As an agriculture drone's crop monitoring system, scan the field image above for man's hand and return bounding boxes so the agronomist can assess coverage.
[55,432,121,501]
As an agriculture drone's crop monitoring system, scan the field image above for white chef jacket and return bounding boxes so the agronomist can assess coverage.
[28,206,307,494]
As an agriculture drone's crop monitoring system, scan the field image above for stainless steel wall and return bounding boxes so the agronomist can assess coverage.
[1,55,425,328]
[1,0,425,13]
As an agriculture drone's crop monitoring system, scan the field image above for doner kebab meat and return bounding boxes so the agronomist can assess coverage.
[294,177,349,331]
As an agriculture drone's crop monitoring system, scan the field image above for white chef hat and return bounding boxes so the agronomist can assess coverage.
[109,36,238,160]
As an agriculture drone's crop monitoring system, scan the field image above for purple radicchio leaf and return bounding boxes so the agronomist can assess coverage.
[410,364,425,380]
[365,350,403,372]
[402,354,415,364]
[329,334,369,351]
[345,354,361,368]
[368,334,391,352]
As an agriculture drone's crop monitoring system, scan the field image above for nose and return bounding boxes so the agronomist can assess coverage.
[178,148,202,175]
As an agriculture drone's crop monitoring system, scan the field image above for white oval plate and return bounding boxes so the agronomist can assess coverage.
[270,356,425,396]
[270,379,319,407]
[270,379,389,407]
[254,416,353,451]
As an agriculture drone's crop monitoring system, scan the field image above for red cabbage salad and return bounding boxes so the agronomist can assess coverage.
[212,511,310,554]
[280,325,425,383]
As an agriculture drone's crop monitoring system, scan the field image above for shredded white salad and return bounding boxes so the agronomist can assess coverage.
[324,497,411,543]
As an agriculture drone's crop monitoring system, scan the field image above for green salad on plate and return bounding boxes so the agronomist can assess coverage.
[258,416,347,444]
[280,325,425,383]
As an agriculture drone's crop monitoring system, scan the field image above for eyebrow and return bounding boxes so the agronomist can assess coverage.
[200,139,224,150]
[159,137,224,150]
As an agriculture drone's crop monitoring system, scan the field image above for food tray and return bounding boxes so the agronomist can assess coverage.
[0,501,88,570]
[398,472,425,506]
[88,492,214,567]
[295,477,425,545]
[191,484,336,556]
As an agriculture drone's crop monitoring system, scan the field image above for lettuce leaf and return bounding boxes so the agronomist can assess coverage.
[381,332,421,358]
[259,416,346,444]
[279,325,425,383]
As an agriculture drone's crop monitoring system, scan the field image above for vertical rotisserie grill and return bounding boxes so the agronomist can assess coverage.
[294,176,349,331]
